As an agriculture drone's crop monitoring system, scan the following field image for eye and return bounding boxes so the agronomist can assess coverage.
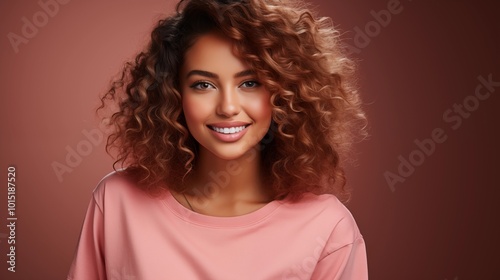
[240,80,261,88]
[190,81,215,90]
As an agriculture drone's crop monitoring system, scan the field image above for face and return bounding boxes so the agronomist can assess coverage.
[180,32,272,161]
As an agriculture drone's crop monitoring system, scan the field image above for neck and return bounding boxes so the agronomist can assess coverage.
[185,146,272,215]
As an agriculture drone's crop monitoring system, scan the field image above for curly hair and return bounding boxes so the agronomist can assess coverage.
[98,0,367,202]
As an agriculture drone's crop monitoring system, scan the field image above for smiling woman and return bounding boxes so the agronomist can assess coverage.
[67,0,368,279]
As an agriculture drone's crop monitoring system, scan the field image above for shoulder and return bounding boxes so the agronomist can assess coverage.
[92,170,135,196]
[91,170,153,208]
[283,192,358,225]
[281,192,363,249]
[317,193,362,237]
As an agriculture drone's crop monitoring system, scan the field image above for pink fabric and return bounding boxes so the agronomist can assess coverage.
[68,172,368,279]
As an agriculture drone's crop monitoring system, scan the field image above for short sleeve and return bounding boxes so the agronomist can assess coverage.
[310,236,368,280]
[310,201,369,280]
[67,193,106,280]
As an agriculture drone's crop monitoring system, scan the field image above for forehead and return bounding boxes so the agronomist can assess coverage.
[181,32,249,76]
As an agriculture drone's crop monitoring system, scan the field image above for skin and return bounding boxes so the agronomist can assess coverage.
[171,32,274,217]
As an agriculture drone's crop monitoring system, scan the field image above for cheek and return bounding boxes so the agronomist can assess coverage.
[243,92,273,140]
[247,93,273,122]
[182,95,210,127]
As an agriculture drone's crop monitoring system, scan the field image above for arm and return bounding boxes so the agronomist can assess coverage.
[67,194,106,280]
[310,236,368,280]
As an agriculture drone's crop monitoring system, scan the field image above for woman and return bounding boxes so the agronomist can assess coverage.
[68,0,368,279]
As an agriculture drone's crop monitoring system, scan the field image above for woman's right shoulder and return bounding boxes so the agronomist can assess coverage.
[93,169,130,190]
[91,169,146,204]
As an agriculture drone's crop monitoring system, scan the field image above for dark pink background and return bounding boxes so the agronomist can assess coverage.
[1,0,499,279]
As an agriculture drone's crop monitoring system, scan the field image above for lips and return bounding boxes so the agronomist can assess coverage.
[208,125,250,134]
[207,122,251,135]
[206,122,251,142]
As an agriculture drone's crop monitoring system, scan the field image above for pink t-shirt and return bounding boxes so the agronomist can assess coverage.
[67,172,368,280]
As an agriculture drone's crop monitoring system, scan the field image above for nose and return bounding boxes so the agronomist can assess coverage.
[216,87,241,117]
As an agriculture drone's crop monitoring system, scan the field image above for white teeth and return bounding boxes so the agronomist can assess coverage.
[211,125,247,134]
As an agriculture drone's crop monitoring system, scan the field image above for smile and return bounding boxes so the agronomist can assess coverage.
[208,125,249,134]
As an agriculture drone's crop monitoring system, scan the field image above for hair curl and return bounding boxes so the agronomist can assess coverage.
[98,0,367,202]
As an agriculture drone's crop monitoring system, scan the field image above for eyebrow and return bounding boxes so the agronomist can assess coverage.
[185,69,255,79]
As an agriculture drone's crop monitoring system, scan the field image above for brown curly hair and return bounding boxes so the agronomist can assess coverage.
[98,0,367,202]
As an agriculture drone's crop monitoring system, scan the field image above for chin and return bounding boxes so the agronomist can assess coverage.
[205,145,256,161]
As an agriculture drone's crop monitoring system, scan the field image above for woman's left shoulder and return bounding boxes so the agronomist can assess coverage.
[283,192,362,240]
[287,192,355,217]
[315,193,358,221]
